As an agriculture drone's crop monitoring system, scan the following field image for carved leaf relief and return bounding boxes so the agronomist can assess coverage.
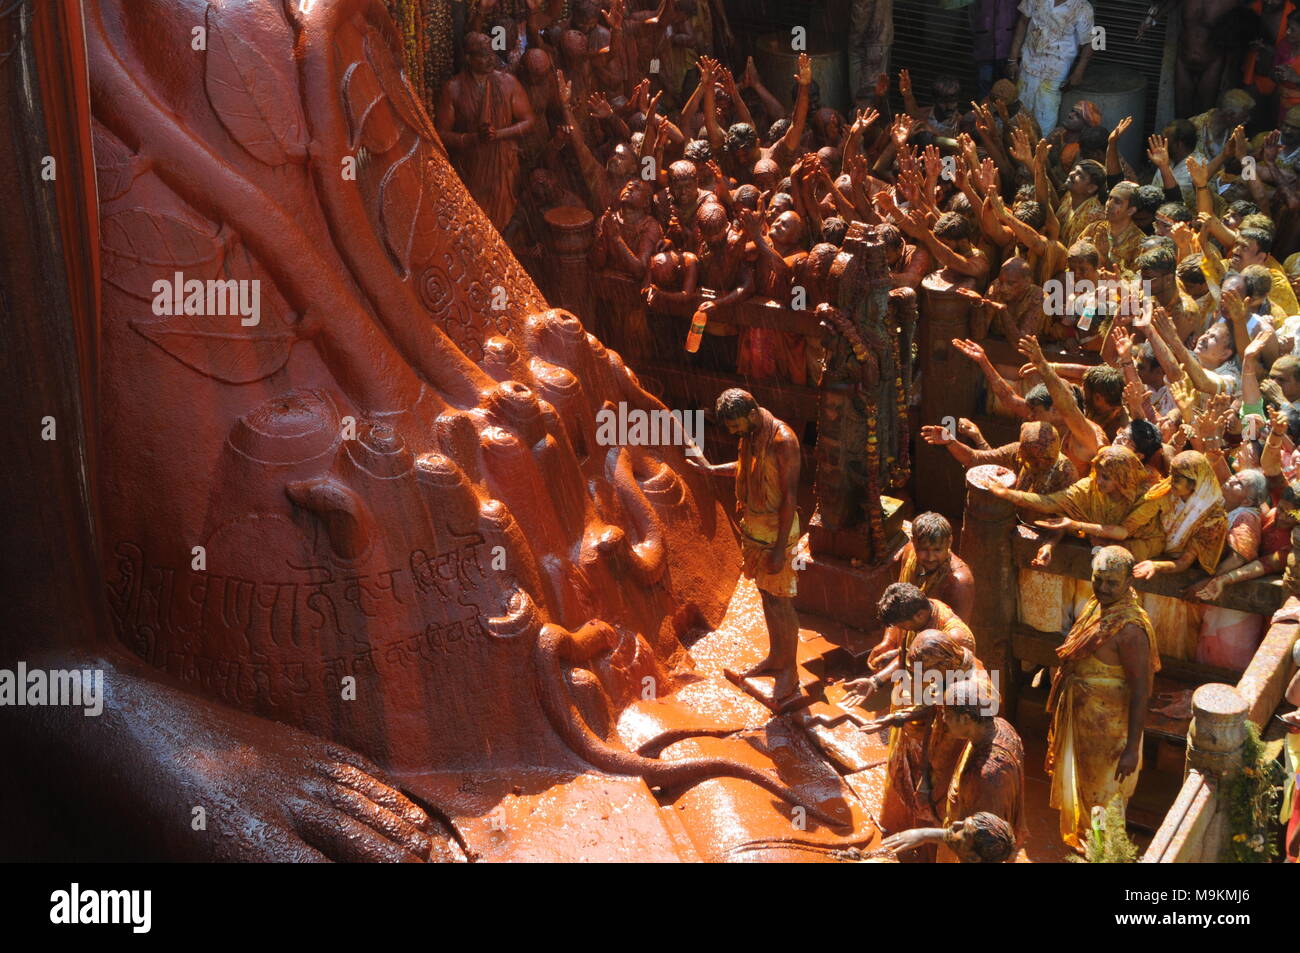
[342,59,401,156]
[129,319,295,385]
[127,237,296,384]
[204,7,308,167]
[101,208,224,300]
[91,122,138,202]
[378,142,438,274]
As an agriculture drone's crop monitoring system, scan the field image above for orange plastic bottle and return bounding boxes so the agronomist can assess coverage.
[685,308,708,353]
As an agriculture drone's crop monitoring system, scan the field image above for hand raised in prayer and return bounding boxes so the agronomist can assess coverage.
[1016,334,1047,367]
[1109,115,1134,146]
[1147,134,1170,169]
[1009,127,1033,166]
[795,52,812,87]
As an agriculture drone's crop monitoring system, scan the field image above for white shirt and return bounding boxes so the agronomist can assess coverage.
[1018,0,1094,74]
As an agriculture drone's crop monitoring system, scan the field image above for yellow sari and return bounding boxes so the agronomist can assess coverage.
[1141,451,1228,659]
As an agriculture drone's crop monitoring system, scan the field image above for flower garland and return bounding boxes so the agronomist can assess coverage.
[888,315,910,488]
[864,396,886,558]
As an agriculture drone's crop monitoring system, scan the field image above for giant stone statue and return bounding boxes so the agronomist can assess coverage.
[0,0,876,861]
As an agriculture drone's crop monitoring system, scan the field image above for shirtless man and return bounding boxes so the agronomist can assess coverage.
[982,256,1048,340]
[690,390,804,705]
[714,54,814,184]
[737,206,809,383]
[951,336,1105,473]
[655,159,721,246]
[876,181,991,292]
[891,512,977,621]
[557,71,636,216]
[1139,0,1255,116]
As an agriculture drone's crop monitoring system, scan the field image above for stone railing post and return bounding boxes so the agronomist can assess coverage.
[1186,683,1249,779]
[913,282,980,519]
[543,206,595,324]
[958,465,1017,699]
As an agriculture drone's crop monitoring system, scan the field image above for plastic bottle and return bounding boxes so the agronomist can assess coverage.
[685,308,708,353]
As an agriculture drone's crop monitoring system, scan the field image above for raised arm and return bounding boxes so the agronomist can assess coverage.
[557,72,611,214]
[952,337,1032,418]
[1105,116,1133,178]
[1152,304,1219,394]
[778,53,814,157]
[1019,334,1103,459]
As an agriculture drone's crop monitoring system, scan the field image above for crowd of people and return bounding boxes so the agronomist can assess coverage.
[436,0,1300,862]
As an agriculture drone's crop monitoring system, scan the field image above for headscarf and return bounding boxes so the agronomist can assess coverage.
[990,79,1019,103]
[1148,450,1228,572]
[1016,420,1060,470]
[1074,100,1101,127]
[1088,445,1150,505]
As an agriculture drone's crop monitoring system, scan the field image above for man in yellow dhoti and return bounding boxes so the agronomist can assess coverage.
[1047,546,1159,851]
[693,389,803,705]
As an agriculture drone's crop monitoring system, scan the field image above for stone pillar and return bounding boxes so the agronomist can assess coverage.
[957,465,1017,699]
[1186,683,1249,779]
[914,280,981,519]
[543,205,595,324]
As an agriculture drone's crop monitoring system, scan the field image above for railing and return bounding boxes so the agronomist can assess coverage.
[1142,609,1299,862]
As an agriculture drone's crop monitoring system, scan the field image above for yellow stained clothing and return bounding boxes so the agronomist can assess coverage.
[1079,219,1144,276]
[1058,193,1106,248]
[1047,592,1159,848]
[736,413,800,597]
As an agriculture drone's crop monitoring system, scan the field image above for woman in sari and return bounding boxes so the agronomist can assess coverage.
[1187,469,1268,670]
[1130,451,1229,658]
[987,443,1166,545]
[988,445,1168,627]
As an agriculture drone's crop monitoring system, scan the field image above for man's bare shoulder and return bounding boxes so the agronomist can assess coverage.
[495,69,526,94]
[773,419,801,448]
[1112,620,1152,654]
[950,554,976,588]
